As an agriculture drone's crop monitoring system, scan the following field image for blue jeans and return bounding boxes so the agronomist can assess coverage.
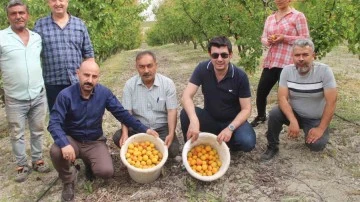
[180,107,256,152]
[5,89,47,166]
[266,106,329,151]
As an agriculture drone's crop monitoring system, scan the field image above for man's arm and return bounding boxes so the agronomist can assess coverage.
[217,97,251,143]
[165,109,177,147]
[278,86,300,138]
[181,82,200,142]
[118,110,132,147]
[306,88,337,143]
[47,94,76,161]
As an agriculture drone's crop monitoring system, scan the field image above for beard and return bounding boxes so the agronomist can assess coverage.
[296,62,313,75]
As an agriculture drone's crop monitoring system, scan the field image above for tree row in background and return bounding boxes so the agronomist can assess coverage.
[146,0,360,72]
[0,0,148,62]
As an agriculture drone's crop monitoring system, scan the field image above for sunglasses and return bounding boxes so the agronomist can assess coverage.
[210,52,229,59]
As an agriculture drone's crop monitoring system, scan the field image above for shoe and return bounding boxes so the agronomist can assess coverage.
[15,165,32,182]
[250,116,267,127]
[61,182,75,202]
[260,146,279,161]
[84,162,95,182]
[32,159,51,173]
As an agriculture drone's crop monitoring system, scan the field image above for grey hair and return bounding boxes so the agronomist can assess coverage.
[6,0,29,14]
[293,38,315,52]
[136,50,157,62]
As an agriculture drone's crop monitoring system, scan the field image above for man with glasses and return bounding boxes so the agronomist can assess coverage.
[180,36,256,152]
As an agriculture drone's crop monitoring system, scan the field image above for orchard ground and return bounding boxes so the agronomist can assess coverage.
[0,42,359,202]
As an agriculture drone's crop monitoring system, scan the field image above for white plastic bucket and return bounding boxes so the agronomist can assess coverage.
[120,133,168,183]
[182,132,230,181]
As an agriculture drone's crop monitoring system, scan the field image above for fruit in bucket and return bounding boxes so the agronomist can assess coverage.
[125,141,163,169]
[187,144,222,176]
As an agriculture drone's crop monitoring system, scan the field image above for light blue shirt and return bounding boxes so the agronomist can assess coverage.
[122,73,178,129]
[0,27,44,100]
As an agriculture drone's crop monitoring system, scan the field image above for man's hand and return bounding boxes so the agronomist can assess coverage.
[146,129,159,138]
[164,134,174,147]
[119,132,128,147]
[306,127,325,144]
[187,120,200,142]
[287,120,300,139]
[217,128,233,144]
[61,145,76,162]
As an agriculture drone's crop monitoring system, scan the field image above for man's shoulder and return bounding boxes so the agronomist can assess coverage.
[125,75,141,86]
[95,83,111,92]
[314,62,330,69]
[35,15,51,24]
[69,15,86,25]
[156,73,174,83]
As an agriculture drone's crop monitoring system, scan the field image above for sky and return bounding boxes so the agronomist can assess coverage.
[140,0,162,21]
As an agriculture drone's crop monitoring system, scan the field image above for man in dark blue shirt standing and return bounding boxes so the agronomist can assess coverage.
[48,60,158,202]
[180,36,256,152]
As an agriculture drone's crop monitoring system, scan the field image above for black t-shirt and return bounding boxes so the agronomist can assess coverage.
[190,60,251,121]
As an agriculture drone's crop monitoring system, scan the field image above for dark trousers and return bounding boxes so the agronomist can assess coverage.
[255,68,283,117]
[180,107,256,152]
[266,106,330,151]
[45,84,70,111]
[50,136,114,184]
[112,125,180,158]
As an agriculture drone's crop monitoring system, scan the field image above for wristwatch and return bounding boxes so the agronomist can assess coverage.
[228,124,235,132]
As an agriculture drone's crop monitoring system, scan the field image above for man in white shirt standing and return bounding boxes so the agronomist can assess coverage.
[0,0,50,182]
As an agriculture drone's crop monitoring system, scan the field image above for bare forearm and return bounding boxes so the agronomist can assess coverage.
[279,99,297,122]
[167,109,177,136]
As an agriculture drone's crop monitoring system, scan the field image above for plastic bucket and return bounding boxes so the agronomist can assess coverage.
[120,133,168,183]
[182,132,230,181]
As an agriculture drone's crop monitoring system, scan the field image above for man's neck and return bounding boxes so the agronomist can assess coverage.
[52,12,69,28]
[143,80,154,89]
[214,68,228,82]
[11,27,29,45]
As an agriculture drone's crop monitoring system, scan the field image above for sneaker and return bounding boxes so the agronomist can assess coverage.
[250,116,267,127]
[15,165,32,183]
[61,182,75,202]
[32,160,51,173]
[260,146,279,161]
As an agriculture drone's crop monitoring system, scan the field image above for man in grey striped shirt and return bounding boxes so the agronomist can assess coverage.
[261,38,337,161]
[113,51,179,157]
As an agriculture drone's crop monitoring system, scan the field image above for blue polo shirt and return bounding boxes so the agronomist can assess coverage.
[48,83,148,148]
[190,60,251,122]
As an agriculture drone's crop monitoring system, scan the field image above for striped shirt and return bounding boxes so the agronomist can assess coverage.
[279,62,336,119]
[122,73,178,129]
[34,14,94,85]
[261,9,309,69]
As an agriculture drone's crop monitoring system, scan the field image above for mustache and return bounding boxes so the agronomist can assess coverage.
[83,82,93,87]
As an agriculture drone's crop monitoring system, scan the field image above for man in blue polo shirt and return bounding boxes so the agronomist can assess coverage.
[180,36,256,152]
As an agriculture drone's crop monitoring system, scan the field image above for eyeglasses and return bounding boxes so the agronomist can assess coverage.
[210,53,229,59]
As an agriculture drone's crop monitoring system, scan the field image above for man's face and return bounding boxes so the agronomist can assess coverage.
[7,5,29,32]
[48,0,68,16]
[77,63,100,94]
[136,54,157,85]
[292,45,315,75]
[209,46,232,72]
